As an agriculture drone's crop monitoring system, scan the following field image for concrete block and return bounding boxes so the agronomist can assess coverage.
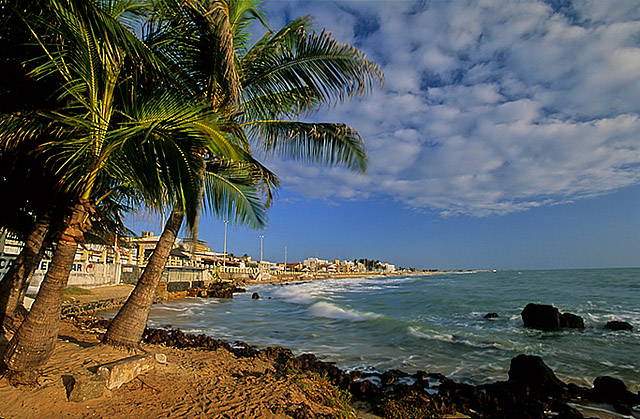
[97,354,156,389]
[67,374,106,402]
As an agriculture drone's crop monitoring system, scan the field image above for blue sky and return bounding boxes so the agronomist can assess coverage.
[127,0,640,270]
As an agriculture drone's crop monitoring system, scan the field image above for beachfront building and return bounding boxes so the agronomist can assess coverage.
[382,262,396,273]
[303,257,329,268]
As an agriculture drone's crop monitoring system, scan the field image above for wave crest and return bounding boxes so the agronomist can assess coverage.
[310,301,381,322]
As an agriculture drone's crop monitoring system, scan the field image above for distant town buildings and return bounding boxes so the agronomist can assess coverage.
[1,229,400,288]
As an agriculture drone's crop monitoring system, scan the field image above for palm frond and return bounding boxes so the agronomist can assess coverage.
[201,158,273,229]
[240,16,383,113]
[245,120,368,173]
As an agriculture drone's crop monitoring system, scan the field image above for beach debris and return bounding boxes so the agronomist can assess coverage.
[521,303,584,330]
[66,374,106,402]
[604,320,633,331]
[97,354,157,389]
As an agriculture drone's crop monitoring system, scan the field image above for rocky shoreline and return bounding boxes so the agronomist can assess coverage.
[54,284,638,418]
[66,313,640,419]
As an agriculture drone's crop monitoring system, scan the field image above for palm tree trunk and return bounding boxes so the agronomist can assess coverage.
[103,208,184,349]
[2,203,86,377]
[0,213,50,328]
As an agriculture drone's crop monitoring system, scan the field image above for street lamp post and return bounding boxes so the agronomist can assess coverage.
[223,220,228,270]
[259,235,264,281]
[284,245,287,274]
[260,235,264,262]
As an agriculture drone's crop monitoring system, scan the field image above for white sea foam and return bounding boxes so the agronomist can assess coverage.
[310,301,381,322]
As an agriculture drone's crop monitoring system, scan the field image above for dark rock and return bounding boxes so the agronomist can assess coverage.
[604,320,633,331]
[560,312,585,329]
[251,292,260,299]
[592,376,640,406]
[521,303,584,330]
[351,379,381,401]
[544,399,583,419]
[507,354,566,398]
[484,312,499,319]
[522,303,562,330]
[613,403,632,416]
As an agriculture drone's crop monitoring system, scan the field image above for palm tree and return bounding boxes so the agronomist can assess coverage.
[102,0,382,348]
[1,0,259,377]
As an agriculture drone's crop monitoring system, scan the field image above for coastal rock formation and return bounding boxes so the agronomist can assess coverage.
[61,297,128,318]
[560,312,585,329]
[592,376,640,407]
[184,282,246,299]
[507,354,566,398]
[604,320,633,331]
[484,312,499,319]
[521,303,584,330]
[65,316,637,419]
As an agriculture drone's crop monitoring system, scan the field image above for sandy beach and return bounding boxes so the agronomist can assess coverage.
[1,283,383,419]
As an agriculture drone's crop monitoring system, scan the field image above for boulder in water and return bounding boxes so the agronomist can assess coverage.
[484,312,499,319]
[604,321,633,331]
[251,292,260,300]
[560,312,585,329]
[521,303,562,330]
[521,303,584,330]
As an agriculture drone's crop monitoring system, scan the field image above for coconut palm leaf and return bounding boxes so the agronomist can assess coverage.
[240,16,383,110]
[244,120,368,173]
[201,157,277,228]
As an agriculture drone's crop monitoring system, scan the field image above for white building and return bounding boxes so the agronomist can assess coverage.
[303,257,329,267]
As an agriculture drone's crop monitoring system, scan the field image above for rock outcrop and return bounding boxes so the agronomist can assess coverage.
[604,320,633,331]
[521,303,584,330]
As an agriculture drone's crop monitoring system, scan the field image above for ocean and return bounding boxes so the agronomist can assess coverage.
[136,268,640,390]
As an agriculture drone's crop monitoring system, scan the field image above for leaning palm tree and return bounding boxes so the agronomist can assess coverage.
[1,0,259,378]
[102,0,382,348]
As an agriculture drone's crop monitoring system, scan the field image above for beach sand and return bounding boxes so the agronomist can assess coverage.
[1,284,379,418]
[0,318,374,418]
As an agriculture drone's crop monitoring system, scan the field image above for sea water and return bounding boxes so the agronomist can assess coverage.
[136,268,640,390]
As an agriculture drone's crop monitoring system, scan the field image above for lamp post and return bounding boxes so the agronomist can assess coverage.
[260,235,264,262]
[259,235,264,281]
[284,245,287,274]
[223,220,228,270]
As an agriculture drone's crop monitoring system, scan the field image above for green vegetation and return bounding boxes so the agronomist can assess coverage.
[0,0,381,380]
[293,371,356,419]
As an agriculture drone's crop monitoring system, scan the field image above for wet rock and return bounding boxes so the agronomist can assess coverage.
[604,320,633,331]
[507,354,566,399]
[591,376,640,406]
[522,303,562,330]
[351,379,382,401]
[484,312,499,319]
[251,292,260,299]
[560,312,585,329]
[521,303,584,330]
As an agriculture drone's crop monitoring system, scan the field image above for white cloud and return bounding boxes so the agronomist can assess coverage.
[259,0,640,217]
